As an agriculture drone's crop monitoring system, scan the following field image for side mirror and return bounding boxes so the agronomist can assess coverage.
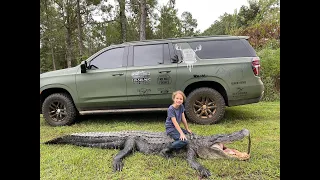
[80,61,87,73]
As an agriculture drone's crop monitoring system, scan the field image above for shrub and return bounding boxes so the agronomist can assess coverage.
[257,47,280,101]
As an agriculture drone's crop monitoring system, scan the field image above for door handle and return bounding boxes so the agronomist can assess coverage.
[159,70,171,74]
[112,73,124,76]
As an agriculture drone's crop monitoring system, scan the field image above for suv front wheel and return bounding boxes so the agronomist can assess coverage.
[185,87,225,125]
[42,93,77,126]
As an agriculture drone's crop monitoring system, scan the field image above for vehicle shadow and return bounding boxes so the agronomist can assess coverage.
[222,108,261,122]
[75,107,259,125]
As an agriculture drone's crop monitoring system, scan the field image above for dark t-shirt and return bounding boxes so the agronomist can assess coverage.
[165,104,185,134]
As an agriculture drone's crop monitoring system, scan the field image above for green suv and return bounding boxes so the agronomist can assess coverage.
[40,35,264,126]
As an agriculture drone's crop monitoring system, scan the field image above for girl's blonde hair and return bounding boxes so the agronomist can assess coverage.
[172,90,186,102]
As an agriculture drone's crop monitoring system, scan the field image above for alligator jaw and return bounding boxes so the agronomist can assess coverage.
[197,130,251,161]
[211,134,250,161]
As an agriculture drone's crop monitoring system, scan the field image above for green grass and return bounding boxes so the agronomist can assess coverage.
[40,101,280,180]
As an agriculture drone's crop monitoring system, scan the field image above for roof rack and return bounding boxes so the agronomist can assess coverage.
[121,35,240,44]
[118,35,250,46]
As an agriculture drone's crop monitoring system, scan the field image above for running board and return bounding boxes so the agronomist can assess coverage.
[79,108,168,115]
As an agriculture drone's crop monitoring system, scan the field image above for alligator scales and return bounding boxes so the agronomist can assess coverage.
[44,129,251,178]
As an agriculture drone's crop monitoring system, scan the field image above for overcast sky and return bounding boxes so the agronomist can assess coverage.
[158,0,249,32]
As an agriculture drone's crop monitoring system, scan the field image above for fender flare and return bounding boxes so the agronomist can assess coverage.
[181,77,230,95]
[40,84,79,105]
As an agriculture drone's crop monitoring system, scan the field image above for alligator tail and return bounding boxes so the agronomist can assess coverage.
[43,135,123,149]
[43,135,71,145]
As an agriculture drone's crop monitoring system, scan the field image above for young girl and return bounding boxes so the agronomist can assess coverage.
[161,90,192,158]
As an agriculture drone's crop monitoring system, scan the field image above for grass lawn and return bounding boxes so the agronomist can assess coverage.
[40,101,280,180]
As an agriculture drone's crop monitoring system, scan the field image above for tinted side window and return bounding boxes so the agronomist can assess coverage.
[134,44,163,66]
[90,47,124,69]
[186,40,254,59]
[240,39,257,56]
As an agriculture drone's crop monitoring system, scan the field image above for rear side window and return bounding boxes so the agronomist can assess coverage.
[186,39,256,59]
[134,44,163,66]
[240,39,257,56]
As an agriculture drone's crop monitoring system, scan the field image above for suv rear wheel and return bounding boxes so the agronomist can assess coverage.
[42,93,77,126]
[185,87,225,125]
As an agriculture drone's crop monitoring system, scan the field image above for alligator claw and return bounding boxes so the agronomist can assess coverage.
[113,160,124,171]
[199,166,211,178]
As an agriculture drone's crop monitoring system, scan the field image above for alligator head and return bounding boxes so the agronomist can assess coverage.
[188,129,251,160]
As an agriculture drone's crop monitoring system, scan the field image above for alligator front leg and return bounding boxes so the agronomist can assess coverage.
[186,145,211,178]
[113,137,136,171]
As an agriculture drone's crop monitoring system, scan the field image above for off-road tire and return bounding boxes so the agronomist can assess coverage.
[185,87,225,125]
[42,93,77,126]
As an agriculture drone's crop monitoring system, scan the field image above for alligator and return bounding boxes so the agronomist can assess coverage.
[43,129,251,178]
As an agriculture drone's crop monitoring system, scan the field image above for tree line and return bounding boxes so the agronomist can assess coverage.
[40,0,280,73]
